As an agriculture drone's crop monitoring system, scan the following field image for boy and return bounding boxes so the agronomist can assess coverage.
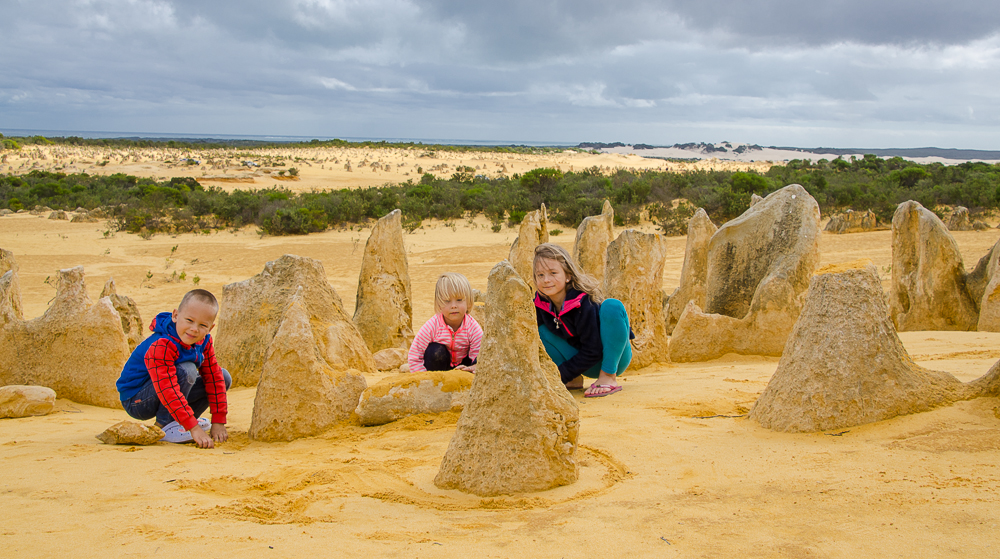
[116,289,231,448]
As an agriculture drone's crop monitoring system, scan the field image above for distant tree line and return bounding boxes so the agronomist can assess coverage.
[1,154,998,236]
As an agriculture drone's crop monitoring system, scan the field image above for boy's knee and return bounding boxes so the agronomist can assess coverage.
[221,368,232,390]
[177,361,199,385]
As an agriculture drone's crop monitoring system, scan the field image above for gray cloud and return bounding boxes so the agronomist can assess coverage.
[1,0,999,147]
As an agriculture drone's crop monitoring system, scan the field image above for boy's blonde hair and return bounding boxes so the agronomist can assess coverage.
[532,243,604,304]
[434,272,474,313]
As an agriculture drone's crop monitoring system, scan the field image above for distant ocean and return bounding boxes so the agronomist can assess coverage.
[0,128,570,147]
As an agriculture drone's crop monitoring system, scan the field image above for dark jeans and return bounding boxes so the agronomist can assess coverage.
[122,362,232,426]
[423,342,475,371]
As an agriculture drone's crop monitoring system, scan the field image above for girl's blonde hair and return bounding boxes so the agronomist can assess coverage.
[532,243,604,304]
[434,272,474,313]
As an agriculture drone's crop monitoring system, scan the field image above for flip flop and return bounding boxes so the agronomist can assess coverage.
[584,384,622,398]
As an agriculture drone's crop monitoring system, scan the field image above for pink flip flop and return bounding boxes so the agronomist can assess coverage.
[584,384,622,398]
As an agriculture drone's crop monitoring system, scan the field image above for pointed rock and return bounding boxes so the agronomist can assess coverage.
[216,254,374,386]
[602,230,669,368]
[508,205,549,281]
[0,385,56,418]
[750,264,997,432]
[572,200,614,281]
[0,266,129,407]
[889,201,978,331]
[353,209,414,353]
[670,184,821,362]
[665,208,717,335]
[355,370,473,426]
[434,260,579,496]
[100,277,145,352]
[946,206,972,231]
[249,291,368,442]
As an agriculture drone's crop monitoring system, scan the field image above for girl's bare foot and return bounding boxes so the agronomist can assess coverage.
[584,371,620,397]
[565,375,584,390]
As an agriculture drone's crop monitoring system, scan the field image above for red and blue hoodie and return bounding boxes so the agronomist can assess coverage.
[535,288,605,384]
[116,312,228,430]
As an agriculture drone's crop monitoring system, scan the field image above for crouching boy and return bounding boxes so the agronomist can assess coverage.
[116,289,231,448]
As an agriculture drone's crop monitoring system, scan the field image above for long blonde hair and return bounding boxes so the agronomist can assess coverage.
[434,272,474,313]
[532,243,604,304]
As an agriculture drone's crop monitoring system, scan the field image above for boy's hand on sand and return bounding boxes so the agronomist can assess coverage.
[189,425,214,449]
[211,423,228,443]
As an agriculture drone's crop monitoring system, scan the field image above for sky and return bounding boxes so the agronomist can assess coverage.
[1,0,999,148]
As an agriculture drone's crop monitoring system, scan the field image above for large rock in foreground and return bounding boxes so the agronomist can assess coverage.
[0,385,56,418]
[751,264,998,432]
[665,208,717,335]
[889,201,979,331]
[670,184,820,362]
[216,254,375,386]
[249,291,368,442]
[353,209,413,353]
[0,265,129,408]
[602,230,669,369]
[572,200,614,281]
[435,260,579,496]
[355,370,473,426]
[508,205,549,281]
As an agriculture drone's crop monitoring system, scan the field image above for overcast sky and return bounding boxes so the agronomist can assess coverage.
[2,0,999,148]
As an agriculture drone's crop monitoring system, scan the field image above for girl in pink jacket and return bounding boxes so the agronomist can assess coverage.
[408,273,483,373]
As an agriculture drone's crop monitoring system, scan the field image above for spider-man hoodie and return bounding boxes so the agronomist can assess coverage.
[116,312,228,430]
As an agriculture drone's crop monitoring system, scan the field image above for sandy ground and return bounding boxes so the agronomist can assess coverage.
[1,145,776,192]
[2,211,1000,558]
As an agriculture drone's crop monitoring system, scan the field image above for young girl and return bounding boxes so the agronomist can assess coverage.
[408,272,483,373]
[533,243,633,397]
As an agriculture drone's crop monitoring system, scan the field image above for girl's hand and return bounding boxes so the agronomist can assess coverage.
[455,364,476,373]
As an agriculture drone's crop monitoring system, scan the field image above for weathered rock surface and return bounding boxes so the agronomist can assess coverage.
[889,201,979,331]
[372,347,407,370]
[355,370,473,426]
[100,277,145,352]
[508,205,549,281]
[249,291,368,442]
[947,206,972,231]
[825,209,877,234]
[0,209,11,216]
[434,260,579,496]
[47,210,68,220]
[750,264,1000,432]
[976,238,1000,331]
[353,209,413,353]
[71,212,99,223]
[602,230,669,368]
[572,200,614,281]
[670,184,821,362]
[665,208,717,335]
[0,266,129,407]
[216,254,375,386]
[0,385,56,418]
[749,193,764,207]
[96,421,164,445]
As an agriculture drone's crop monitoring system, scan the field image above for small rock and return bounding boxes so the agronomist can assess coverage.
[96,421,164,445]
[355,370,473,426]
[0,385,56,418]
[372,347,407,370]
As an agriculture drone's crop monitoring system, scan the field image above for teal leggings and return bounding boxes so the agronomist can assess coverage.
[538,298,632,380]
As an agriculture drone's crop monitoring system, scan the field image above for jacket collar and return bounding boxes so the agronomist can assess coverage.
[534,288,587,316]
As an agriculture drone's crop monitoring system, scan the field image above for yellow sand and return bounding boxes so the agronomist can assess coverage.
[2,209,1000,558]
[2,144,776,192]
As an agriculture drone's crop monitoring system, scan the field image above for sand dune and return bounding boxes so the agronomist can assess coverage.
[1,144,776,192]
[1,212,999,558]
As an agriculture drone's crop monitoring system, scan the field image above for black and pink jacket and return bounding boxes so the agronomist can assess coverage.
[534,288,604,383]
